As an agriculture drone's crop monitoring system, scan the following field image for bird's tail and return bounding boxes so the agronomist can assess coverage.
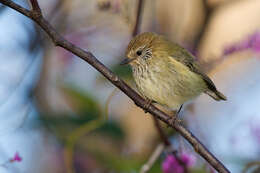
[205,90,227,101]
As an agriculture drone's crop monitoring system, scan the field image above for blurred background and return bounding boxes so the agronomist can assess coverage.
[0,0,260,172]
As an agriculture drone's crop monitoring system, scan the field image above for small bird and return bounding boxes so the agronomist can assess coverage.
[120,32,226,123]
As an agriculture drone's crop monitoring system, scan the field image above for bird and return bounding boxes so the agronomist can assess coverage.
[120,32,226,124]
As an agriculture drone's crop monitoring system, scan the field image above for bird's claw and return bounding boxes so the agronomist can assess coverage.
[144,99,152,113]
[167,116,182,127]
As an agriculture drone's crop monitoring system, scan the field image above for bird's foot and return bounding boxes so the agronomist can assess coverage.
[143,99,152,113]
[167,105,183,127]
[167,116,182,127]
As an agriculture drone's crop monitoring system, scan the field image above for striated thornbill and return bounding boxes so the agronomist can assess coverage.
[120,32,226,120]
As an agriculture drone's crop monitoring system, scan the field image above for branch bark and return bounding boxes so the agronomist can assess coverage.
[30,0,41,13]
[0,1,230,173]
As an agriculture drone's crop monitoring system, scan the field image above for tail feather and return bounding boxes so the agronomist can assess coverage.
[205,90,227,101]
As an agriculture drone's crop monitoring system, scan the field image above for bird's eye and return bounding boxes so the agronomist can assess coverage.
[136,50,142,56]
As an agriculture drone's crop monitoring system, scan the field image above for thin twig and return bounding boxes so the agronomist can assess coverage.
[140,143,165,173]
[30,0,41,13]
[193,0,213,52]
[65,119,103,173]
[132,0,144,36]
[153,117,188,173]
[140,118,170,173]
[104,88,118,121]
[171,150,189,173]
[0,1,230,172]
[153,117,170,146]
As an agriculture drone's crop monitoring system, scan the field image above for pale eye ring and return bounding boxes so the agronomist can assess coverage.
[136,50,142,56]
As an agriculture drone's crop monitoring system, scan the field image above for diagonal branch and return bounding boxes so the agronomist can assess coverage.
[0,1,230,173]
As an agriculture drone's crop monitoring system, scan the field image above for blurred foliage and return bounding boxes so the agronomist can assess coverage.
[40,115,124,141]
[82,147,161,172]
[191,169,208,173]
[243,161,260,173]
[111,64,132,80]
[97,63,132,84]
[60,84,101,115]
[40,84,124,141]
[96,121,124,140]
[38,83,167,172]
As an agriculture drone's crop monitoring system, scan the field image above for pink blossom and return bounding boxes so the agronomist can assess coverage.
[250,32,260,52]
[162,153,196,173]
[180,152,196,167]
[162,155,184,173]
[10,152,22,162]
[223,31,260,55]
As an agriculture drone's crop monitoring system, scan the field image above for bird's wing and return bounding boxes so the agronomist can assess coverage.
[170,46,217,91]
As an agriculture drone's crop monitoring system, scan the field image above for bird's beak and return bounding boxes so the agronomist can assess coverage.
[120,58,135,65]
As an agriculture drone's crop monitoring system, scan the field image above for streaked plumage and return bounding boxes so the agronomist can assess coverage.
[122,32,226,111]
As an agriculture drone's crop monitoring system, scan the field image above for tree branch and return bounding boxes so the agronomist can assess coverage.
[30,0,41,13]
[0,1,230,172]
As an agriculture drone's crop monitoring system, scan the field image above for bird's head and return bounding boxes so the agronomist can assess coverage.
[120,32,158,67]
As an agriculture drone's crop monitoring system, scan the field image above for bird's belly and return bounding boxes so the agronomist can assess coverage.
[134,69,205,110]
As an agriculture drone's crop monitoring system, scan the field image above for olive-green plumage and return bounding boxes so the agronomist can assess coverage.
[123,32,226,110]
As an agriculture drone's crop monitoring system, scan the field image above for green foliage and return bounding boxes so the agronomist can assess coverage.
[191,169,208,173]
[39,84,125,141]
[97,64,132,84]
[147,160,163,173]
[85,147,162,173]
[38,83,171,173]
[96,121,125,140]
[40,115,125,142]
[60,84,101,115]
[111,64,132,80]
